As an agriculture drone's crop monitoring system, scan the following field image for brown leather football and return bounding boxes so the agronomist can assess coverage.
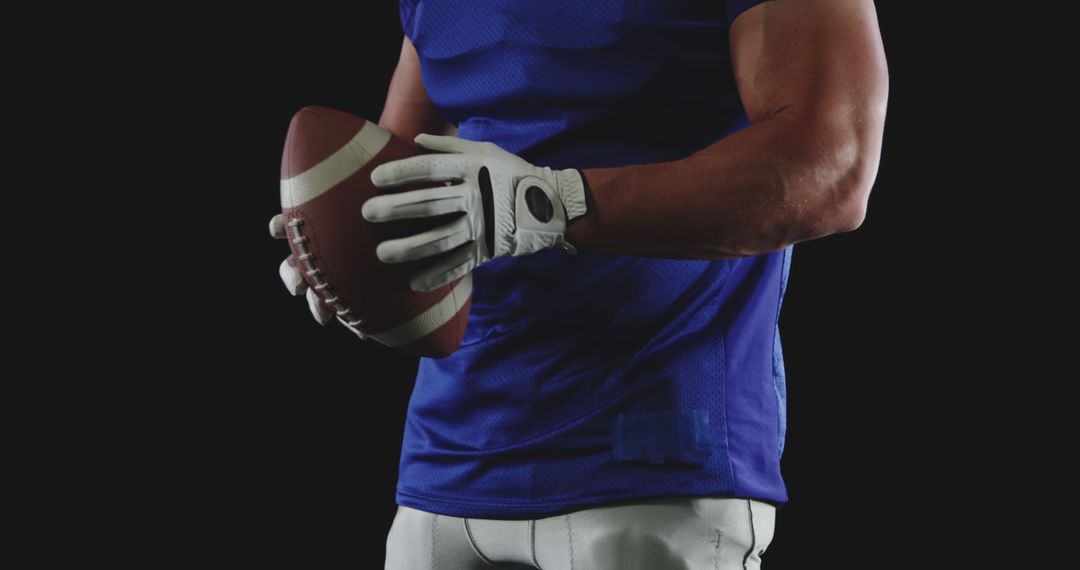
[279,106,471,358]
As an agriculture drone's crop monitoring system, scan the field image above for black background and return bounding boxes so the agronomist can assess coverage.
[96,1,1033,567]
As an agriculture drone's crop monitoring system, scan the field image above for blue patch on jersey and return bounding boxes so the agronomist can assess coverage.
[613,410,712,464]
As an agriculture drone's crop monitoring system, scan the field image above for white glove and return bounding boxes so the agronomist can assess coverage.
[270,213,366,338]
[361,134,589,292]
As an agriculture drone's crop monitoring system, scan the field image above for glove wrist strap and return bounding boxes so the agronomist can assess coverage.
[554,168,589,221]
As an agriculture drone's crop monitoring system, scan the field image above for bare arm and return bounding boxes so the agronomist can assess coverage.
[565,0,889,258]
[378,36,456,141]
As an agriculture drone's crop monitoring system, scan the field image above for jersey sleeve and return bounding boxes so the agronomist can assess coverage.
[726,0,767,26]
[400,0,418,40]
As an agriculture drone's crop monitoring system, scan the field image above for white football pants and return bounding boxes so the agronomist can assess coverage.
[385,497,775,569]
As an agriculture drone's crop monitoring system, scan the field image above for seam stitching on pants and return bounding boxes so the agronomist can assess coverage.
[530,519,542,569]
[463,518,497,567]
[742,500,757,570]
[431,514,439,568]
[566,514,575,570]
[714,530,723,570]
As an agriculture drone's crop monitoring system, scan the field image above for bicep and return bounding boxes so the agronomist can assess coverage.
[729,0,888,127]
[378,36,455,140]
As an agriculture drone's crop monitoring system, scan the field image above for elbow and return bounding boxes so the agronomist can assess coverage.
[755,159,874,254]
[836,199,868,233]
[828,164,874,234]
[786,84,887,242]
[797,126,883,240]
[795,160,874,241]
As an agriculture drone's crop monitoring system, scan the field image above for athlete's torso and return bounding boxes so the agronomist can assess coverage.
[396,0,790,518]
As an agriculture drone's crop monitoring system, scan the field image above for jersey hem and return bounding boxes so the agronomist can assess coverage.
[395,487,788,520]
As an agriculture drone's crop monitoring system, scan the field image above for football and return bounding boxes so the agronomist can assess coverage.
[279,106,471,358]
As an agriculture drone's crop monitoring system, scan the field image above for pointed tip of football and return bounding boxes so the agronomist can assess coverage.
[281,106,368,180]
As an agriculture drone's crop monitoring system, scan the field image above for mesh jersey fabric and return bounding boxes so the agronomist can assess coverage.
[394,0,791,519]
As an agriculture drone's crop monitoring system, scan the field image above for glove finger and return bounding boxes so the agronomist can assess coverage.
[375,215,472,264]
[413,133,487,154]
[279,256,307,296]
[370,155,468,189]
[306,287,334,325]
[409,243,477,292]
[361,184,468,223]
[269,213,287,239]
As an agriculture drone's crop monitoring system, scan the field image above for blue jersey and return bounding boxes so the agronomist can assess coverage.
[396,0,790,519]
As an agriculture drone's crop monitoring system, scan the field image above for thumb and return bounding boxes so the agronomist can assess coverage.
[415,133,484,154]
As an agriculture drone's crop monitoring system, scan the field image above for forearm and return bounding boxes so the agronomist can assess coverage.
[566,0,888,260]
[378,37,456,141]
[566,110,880,259]
[378,78,455,142]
